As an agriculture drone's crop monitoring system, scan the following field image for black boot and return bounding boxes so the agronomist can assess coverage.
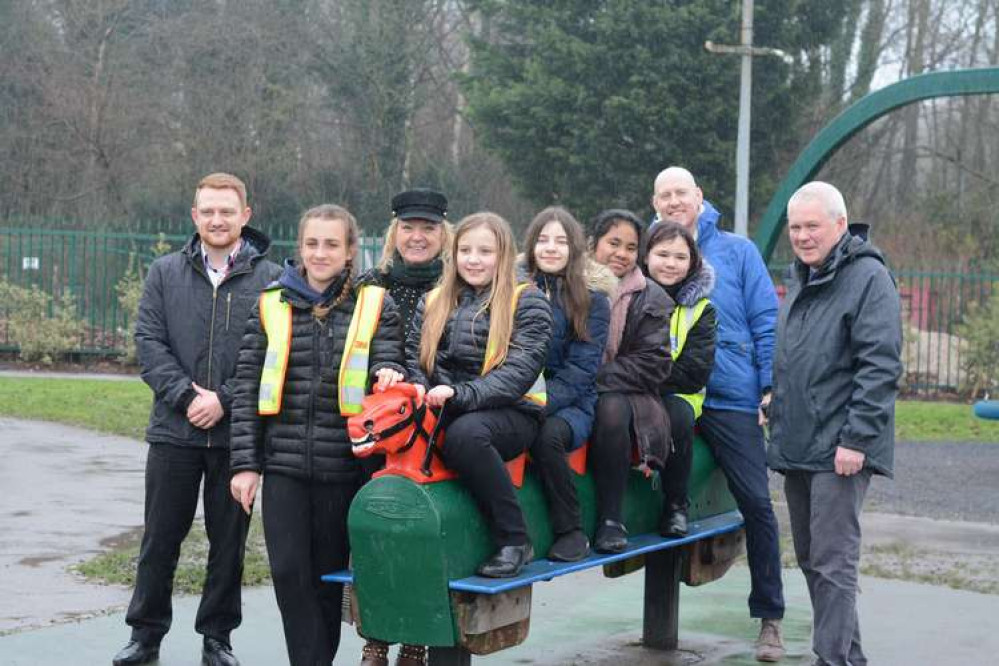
[548,529,589,562]
[477,543,534,578]
[202,637,240,666]
[659,503,688,538]
[594,520,628,554]
[112,640,160,666]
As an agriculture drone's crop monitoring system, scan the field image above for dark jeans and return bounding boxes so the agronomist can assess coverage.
[699,408,785,619]
[785,470,871,666]
[589,393,634,524]
[440,408,537,547]
[263,474,357,666]
[528,416,581,535]
[126,443,249,646]
[661,395,694,510]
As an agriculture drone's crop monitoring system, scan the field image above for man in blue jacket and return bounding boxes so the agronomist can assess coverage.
[652,167,785,661]
[766,182,901,666]
[113,173,280,666]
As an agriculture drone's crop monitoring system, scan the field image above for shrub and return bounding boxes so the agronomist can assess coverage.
[0,280,85,364]
[957,291,999,398]
[116,235,171,364]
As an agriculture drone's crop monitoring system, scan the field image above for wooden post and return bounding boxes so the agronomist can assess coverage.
[428,646,472,666]
[642,548,682,650]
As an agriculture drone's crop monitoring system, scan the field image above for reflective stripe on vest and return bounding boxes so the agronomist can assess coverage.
[669,298,710,419]
[426,284,547,406]
[338,285,387,415]
[256,285,386,417]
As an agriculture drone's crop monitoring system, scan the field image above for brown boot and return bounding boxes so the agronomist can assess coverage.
[395,644,427,666]
[754,618,785,662]
[360,639,389,666]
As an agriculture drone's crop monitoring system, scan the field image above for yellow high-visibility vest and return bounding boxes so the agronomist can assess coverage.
[257,285,387,416]
[425,284,547,406]
[669,298,711,419]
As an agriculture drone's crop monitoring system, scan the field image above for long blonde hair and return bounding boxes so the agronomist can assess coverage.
[419,212,519,375]
[376,217,455,271]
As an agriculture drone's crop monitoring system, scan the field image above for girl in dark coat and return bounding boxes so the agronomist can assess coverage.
[522,206,611,562]
[587,209,674,554]
[407,212,553,578]
[645,221,717,537]
[229,205,405,666]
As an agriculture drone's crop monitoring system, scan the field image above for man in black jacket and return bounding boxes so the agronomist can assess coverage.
[113,173,281,666]
[765,182,902,666]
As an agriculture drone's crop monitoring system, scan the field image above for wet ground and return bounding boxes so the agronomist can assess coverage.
[0,418,148,633]
[2,415,998,665]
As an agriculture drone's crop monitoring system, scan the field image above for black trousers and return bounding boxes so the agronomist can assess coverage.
[126,443,249,646]
[589,393,634,524]
[263,474,357,666]
[527,416,581,535]
[440,408,537,547]
[661,395,694,510]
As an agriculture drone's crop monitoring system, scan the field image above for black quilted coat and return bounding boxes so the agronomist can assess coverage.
[229,282,405,484]
[406,285,553,419]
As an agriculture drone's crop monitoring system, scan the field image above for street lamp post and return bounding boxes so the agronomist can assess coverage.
[705,0,790,237]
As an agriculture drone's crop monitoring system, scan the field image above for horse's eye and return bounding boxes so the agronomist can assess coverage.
[398,404,406,414]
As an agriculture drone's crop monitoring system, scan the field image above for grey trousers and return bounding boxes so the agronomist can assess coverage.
[784,470,871,666]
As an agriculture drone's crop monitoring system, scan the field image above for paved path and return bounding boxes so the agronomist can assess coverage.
[2,415,998,665]
[769,440,999,524]
[2,566,998,666]
[0,419,148,633]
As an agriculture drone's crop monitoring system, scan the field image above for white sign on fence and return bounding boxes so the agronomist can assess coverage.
[22,256,39,270]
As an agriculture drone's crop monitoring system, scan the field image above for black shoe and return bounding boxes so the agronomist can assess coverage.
[548,529,590,562]
[112,640,159,666]
[659,508,688,538]
[594,520,628,554]
[202,637,240,666]
[476,543,534,578]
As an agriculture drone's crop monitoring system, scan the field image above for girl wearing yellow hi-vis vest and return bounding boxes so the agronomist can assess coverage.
[229,204,405,666]
[645,221,717,538]
[407,212,553,579]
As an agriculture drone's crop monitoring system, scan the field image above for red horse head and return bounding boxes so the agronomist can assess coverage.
[347,383,456,484]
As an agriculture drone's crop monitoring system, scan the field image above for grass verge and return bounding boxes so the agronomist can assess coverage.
[895,400,999,442]
[0,377,151,440]
[74,514,271,592]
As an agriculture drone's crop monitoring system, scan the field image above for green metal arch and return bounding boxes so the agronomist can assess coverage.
[755,67,999,260]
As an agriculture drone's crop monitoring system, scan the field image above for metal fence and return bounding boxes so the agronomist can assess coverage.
[2,227,997,397]
[0,228,383,355]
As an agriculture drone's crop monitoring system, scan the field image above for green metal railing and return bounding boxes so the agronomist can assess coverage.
[2,228,995,396]
[0,228,383,355]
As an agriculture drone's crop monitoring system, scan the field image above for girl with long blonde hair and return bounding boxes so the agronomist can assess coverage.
[406,212,552,578]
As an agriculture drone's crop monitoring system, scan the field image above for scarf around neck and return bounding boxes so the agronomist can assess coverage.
[603,264,646,363]
[278,259,349,306]
[387,253,443,287]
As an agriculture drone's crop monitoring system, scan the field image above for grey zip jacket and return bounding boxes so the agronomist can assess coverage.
[135,227,281,448]
[767,225,902,477]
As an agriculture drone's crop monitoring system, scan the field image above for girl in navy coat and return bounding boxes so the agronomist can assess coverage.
[522,207,611,561]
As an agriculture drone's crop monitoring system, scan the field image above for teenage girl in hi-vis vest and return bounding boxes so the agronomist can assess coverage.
[228,204,405,666]
[644,221,718,538]
[406,212,553,579]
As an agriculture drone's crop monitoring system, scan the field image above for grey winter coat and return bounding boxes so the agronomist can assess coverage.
[767,225,902,477]
[406,285,553,419]
[135,228,281,448]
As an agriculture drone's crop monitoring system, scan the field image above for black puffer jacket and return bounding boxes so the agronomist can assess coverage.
[229,279,405,483]
[406,285,553,419]
[135,228,280,448]
[596,279,673,396]
[656,262,718,397]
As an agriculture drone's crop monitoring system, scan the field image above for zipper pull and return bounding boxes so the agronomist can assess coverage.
[226,293,232,330]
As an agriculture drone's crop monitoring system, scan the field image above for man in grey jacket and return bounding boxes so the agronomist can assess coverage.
[765,182,902,666]
[113,173,280,666]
